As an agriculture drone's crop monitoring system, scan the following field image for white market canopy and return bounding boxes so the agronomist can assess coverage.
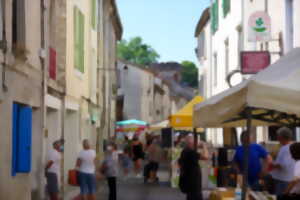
[194,47,300,128]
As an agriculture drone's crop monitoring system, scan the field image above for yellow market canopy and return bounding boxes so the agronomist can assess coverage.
[170,96,204,128]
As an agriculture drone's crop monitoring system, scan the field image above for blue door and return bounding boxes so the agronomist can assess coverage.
[12,103,32,176]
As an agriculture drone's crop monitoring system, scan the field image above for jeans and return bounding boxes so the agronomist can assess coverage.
[79,172,96,195]
[273,179,289,196]
[107,177,117,200]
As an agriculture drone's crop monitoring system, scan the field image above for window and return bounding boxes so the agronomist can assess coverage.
[91,0,97,29]
[198,32,206,59]
[214,53,218,86]
[225,39,229,76]
[285,0,294,52]
[211,0,219,34]
[74,7,85,73]
[0,0,3,42]
[12,103,32,176]
[222,0,230,17]
[12,0,26,48]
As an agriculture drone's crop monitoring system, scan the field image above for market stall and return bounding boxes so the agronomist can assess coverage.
[193,48,300,200]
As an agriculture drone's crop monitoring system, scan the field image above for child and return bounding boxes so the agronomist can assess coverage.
[101,145,118,200]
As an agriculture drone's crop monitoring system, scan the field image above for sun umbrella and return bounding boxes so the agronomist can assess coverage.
[116,119,147,126]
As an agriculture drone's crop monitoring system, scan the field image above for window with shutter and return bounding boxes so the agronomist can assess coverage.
[12,0,26,49]
[12,103,32,176]
[91,0,97,29]
[223,0,230,17]
[74,7,85,73]
[211,0,219,34]
[49,47,57,80]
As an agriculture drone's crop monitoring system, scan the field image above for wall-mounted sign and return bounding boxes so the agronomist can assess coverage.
[241,51,270,74]
[248,11,271,42]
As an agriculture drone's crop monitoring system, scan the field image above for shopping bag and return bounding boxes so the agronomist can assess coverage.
[68,169,79,186]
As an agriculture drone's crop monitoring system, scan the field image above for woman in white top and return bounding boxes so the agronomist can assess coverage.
[280,142,300,199]
[76,139,97,200]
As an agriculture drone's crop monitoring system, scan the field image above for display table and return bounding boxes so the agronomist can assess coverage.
[209,188,235,200]
[209,188,276,200]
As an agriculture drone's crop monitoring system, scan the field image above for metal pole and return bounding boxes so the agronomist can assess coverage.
[194,128,198,150]
[242,108,252,200]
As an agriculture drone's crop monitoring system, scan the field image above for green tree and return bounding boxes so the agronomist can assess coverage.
[117,37,160,66]
[181,61,198,88]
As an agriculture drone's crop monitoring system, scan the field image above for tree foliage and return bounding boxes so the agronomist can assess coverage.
[181,61,198,88]
[117,37,160,66]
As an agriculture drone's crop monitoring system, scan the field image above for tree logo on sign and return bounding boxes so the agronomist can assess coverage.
[248,11,271,42]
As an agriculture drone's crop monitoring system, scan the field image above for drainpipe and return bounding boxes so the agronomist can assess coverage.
[40,0,48,198]
[265,0,269,51]
[1,0,7,92]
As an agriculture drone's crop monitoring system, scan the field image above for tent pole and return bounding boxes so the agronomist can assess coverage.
[242,108,252,200]
[194,128,198,150]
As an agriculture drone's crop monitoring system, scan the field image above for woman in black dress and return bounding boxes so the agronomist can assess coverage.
[131,137,144,176]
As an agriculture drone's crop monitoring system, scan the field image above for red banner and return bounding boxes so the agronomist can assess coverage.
[241,51,270,74]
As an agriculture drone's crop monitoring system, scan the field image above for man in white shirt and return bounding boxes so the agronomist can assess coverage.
[76,139,97,200]
[282,142,300,198]
[271,127,295,195]
[45,140,63,200]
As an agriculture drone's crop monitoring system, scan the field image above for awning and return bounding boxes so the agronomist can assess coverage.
[170,96,204,128]
[149,120,169,131]
[116,119,147,126]
[194,48,300,128]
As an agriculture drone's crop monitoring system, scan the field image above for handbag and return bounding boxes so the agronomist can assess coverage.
[68,169,80,186]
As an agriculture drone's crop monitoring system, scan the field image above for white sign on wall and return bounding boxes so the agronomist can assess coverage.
[248,11,271,42]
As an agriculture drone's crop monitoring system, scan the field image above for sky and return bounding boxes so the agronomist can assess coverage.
[116,0,210,66]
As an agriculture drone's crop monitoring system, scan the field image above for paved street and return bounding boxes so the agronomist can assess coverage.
[96,178,185,200]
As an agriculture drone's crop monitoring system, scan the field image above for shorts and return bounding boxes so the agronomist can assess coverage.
[79,172,96,195]
[121,157,131,169]
[46,172,59,194]
[148,161,159,171]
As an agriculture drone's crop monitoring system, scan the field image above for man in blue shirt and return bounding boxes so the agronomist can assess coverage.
[233,131,272,190]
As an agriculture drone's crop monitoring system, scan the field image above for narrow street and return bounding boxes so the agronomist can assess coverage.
[96,179,185,200]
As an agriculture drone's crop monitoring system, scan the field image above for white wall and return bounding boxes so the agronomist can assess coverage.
[196,0,285,146]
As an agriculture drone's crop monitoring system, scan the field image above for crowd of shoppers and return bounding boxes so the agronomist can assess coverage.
[44,127,300,200]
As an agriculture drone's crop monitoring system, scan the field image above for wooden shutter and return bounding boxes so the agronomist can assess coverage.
[223,0,230,17]
[91,0,96,29]
[211,0,219,34]
[79,11,85,73]
[49,47,57,80]
[74,7,85,73]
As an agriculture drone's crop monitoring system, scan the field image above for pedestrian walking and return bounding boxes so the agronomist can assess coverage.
[120,147,131,178]
[233,130,272,191]
[101,144,118,200]
[270,127,296,195]
[76,139,97,200]
[178,135,209,200]
[45,140,63,200]
[145,138,161,183]
[131,136,144,177]
[278,142,300,199]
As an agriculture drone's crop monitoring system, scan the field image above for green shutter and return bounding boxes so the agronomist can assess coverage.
[223,0,230,17]
[79,11,85,73]
[211,0,219,34]
[74,7,85,73]
[91,0,96,29]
